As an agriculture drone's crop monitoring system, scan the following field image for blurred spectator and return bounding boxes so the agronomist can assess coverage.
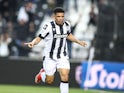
[0,28,10,57]
[46,0,56,16]
[17,1,33,24]
[7,21,19,56]
[0,14,6,34]
[0,19,18,57]
[87,4,98,27]
[7,21,15,39]
[0,0,17,22]
[15,1,36,56]
[28,21,36,41]
[0,14,8,57]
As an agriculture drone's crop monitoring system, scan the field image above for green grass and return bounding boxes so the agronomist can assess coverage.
[0,84,122,93]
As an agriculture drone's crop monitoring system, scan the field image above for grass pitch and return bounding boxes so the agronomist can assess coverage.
[0,84,121,93]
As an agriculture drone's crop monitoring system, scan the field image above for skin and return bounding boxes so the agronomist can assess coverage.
[54,12,64,25]
[25,12,87,84]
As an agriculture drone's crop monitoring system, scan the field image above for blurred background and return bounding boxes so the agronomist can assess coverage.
[0,0,124,93]
[0,0,124,61]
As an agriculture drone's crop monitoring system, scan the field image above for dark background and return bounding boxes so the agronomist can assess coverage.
[93,0,124,62]
[0,58,81,88]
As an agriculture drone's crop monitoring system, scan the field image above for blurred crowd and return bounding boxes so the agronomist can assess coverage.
[0,0,100,59]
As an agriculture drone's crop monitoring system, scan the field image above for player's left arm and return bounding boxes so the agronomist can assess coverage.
[67,33,87,47]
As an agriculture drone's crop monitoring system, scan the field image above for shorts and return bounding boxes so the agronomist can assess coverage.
[43,57,70,76]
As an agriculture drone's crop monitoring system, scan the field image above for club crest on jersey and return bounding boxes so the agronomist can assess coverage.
[43,24,48,30]
[54,34,67,38]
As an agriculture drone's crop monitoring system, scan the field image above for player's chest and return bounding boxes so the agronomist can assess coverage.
[50,25,69,39]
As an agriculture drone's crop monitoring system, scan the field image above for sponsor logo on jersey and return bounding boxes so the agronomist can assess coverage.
[54,34,68,38]
[43,24,48,30]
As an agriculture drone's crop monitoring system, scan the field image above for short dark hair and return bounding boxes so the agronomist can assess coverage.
[53,7,64,14]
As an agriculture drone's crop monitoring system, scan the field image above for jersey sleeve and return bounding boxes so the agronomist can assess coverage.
[65,21,72,35]
[38,22,50,39]
[67,26,71,35]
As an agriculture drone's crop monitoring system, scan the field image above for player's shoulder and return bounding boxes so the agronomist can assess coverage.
[43,20,52,26]
[64,20,71,26]
[40,20,52,30]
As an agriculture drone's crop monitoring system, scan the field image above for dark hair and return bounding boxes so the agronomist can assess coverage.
[53,7,64,14]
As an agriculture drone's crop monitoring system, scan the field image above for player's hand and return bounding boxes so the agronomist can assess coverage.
[24,42,34,48]
[80,41,87,47]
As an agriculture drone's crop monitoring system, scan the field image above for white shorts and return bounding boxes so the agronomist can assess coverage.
[43,57,70,76]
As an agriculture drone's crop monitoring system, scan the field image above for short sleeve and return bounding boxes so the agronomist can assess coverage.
[38,22,50,39]
[65,21,71,35]
[67,26,71,35]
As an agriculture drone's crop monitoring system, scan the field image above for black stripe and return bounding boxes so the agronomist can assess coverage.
[63,39,67,56]
[43,56,45,61]
[67,31,71,35]
[50,39,56,58]
[49,21,57,59]
[57,25,64,58]
[65,21,71,35]
[39,33,49,39]
[65,21,69,26]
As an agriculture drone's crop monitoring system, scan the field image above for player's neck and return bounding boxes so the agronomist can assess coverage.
[55,21,64,26]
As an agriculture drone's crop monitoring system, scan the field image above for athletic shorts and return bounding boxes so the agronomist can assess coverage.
[43,57,70,76]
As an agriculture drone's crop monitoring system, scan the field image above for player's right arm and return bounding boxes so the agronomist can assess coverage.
[24,37,42,48]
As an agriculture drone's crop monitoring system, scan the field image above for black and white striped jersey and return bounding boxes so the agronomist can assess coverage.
[38,20,71,60]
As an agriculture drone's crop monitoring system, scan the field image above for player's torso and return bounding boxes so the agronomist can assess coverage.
[43,21,70,59]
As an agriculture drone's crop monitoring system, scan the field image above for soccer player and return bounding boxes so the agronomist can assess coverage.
[25,7,87,93]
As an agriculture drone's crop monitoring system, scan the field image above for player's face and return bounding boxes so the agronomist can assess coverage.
[54,13,64,25]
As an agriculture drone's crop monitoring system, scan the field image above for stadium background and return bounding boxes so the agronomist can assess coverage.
[0,0,124,93]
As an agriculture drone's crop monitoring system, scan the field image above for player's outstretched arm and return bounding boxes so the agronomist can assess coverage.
[24,37,42,48]
[67,33,87,47]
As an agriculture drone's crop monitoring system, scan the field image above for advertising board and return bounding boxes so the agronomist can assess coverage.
[81,61,124,91]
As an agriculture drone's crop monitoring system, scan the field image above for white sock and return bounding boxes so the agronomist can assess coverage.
[60,82,69,93]
[40,71,46,83]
